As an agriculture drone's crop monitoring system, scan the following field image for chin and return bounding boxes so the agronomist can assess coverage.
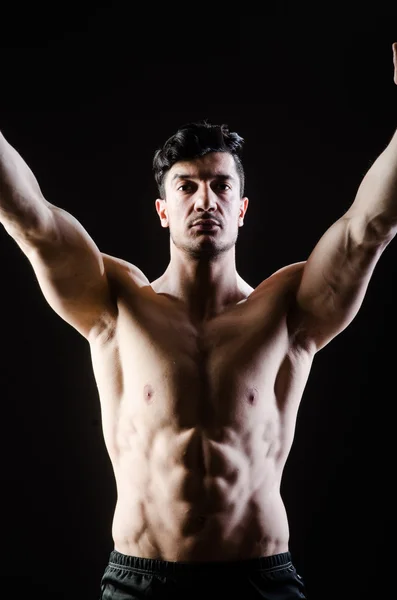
[192,240,236,260]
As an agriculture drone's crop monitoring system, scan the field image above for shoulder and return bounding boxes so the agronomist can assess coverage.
[253,261,307,294]
[271,261,307,280]
[267,261,307,295]
[101,252,150,288]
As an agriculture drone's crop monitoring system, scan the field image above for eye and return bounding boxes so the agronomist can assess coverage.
[215,182,231,192]
[177,183,194,192]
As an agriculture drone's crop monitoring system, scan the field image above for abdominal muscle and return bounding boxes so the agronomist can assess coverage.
[109,418,291,562]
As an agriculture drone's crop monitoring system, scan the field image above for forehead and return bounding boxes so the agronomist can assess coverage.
[166,152,238,183]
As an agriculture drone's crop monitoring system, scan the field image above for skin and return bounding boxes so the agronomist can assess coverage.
[0,151,386,561]
[1,45,397,561]
[95,152,309,560]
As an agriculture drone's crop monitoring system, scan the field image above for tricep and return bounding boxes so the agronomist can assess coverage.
[13,203,117,339]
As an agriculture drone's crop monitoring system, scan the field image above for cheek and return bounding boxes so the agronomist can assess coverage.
[168,212,184,231]
[226,208,240,224]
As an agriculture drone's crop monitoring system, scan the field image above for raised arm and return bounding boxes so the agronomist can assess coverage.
[0,131,116,339]
[292,43,397,351]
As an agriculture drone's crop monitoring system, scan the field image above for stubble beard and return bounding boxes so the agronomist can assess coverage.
[170,229,239,260]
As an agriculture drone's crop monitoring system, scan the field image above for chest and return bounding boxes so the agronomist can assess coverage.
[114,286,293,406]
[124,281,291,357]
[91,283,313,457]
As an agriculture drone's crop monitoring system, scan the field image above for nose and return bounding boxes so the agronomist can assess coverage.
[194,183,217,213]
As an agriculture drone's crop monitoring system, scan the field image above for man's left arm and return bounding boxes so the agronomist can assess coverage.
[292,42,397,351]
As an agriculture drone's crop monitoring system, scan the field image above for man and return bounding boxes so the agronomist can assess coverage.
[1,44,397,600]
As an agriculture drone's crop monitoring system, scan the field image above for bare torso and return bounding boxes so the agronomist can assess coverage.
[90,256,313,562]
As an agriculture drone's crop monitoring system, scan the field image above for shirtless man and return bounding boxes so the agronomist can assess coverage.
[1,45,397,600]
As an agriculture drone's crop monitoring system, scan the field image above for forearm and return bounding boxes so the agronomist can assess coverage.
[347,126,397,239]
[0,131,51,239]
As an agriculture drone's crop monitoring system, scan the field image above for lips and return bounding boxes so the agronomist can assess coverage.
[192,220,220,228]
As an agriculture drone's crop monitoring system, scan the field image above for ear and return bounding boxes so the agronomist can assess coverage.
[155,198,169,228]
[238,197,249,226]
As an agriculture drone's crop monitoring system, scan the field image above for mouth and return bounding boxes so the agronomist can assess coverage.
[191,220,220,231]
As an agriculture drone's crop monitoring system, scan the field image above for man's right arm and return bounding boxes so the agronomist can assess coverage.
[0,130,117,339]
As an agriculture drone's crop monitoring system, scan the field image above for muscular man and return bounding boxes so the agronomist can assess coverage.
[1,45,397,600]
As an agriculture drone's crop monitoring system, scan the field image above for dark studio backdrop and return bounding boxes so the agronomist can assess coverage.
[0,8,396,600]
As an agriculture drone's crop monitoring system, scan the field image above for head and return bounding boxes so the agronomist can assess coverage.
[153,121,249,260]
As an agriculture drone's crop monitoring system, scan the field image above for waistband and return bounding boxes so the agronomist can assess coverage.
[107,549,293,576]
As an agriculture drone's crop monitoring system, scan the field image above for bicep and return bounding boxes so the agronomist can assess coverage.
[293,214,390,350]
[16,204,116,338]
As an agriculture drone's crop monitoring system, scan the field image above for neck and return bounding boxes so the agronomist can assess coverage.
[153,247,249,322]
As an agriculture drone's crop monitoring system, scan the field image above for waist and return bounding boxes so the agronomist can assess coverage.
[107,548,293,576]
[114,488,289,554]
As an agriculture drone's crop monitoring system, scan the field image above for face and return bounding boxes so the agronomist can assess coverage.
[155,152,249,259]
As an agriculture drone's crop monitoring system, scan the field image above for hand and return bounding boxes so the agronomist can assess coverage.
[393,42,397,85]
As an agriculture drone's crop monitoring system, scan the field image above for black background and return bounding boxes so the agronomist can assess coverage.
[1,7,397,600]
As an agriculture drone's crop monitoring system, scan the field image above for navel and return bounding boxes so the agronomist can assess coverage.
[143,384,155,404]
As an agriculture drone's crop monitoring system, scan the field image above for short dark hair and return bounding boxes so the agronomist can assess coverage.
[153,120,245,199]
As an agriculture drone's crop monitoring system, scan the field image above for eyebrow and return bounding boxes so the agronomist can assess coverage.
[171,172,235,181]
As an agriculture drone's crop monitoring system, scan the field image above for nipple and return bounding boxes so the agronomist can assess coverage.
[143,384,155,404]
[247,388,258,405]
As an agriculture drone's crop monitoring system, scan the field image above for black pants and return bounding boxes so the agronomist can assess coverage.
[99,549,307,599]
